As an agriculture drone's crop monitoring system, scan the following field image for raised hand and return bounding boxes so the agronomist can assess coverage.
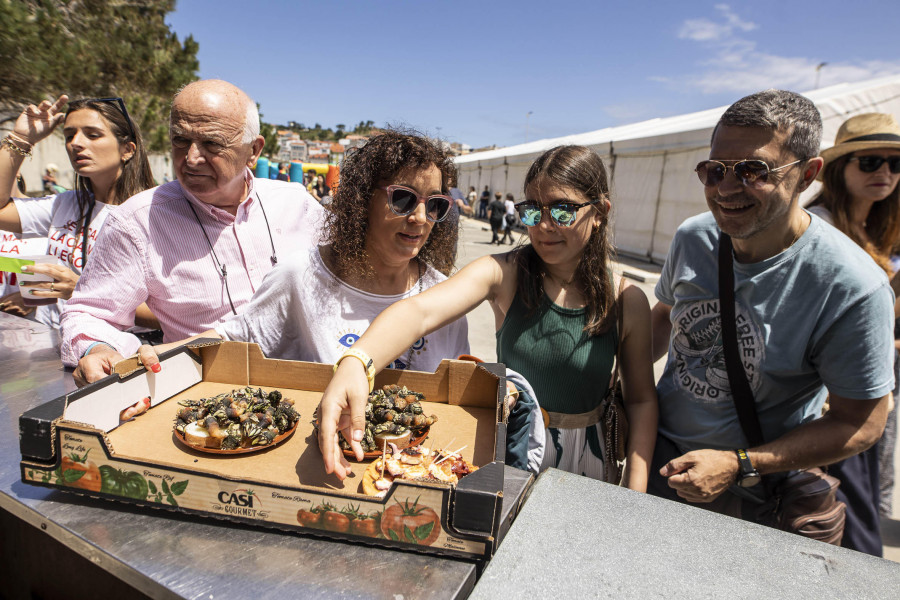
[14,95,69,145]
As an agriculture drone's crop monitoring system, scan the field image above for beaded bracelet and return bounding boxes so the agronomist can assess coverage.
[2,134,33,157]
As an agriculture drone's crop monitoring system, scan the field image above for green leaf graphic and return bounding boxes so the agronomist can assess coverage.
[414,522,434,541]
[148,481,158,494]
[62,469,86,483]
[170,480,188,496]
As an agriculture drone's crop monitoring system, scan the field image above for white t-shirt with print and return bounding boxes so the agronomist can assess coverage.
[217,246,470,371]
[13,191,112,328]
[0,230,47,298]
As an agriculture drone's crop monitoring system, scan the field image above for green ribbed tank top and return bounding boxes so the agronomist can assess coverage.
[496,292,617,414]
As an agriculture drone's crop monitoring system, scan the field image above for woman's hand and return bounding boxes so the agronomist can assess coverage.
[19,263,79,300]
[0,292,35,317]
[14,95,68,145]
[317,359,372,480]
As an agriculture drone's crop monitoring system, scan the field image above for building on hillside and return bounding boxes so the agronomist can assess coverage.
[330,143,345,164]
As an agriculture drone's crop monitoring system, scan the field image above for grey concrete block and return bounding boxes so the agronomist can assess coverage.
[474,468,900,599]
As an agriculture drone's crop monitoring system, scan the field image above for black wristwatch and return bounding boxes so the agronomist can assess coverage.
[734,448,761,488]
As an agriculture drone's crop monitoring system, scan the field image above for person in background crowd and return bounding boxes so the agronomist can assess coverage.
[41,163,66,194]
[276,162,290,182]
[318,145,657,488]
[478,185,490,218]
[467,186,477,210]
[61,79,324,386]
[449,176,472,217]
[0,95,157,329]
[806,112,900,551]
[649,90,892,555]
[488,191,506,244]
[500,192,517,244]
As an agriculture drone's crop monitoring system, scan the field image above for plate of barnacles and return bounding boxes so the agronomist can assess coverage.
[315,384,438,459]
[173,387,301,455]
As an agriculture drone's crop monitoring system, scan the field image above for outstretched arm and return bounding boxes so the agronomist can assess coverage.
[318,254,508,479]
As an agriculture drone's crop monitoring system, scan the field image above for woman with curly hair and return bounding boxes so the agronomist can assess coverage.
[132,130,468,372]
[319,145,658,489]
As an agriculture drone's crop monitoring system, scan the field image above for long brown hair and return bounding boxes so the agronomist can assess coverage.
[516,145,616,336]
[809,155,900,274]
[324,129,458,278]
[65,98,154,234]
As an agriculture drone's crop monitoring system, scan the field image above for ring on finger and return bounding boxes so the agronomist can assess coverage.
[50,282,55,292]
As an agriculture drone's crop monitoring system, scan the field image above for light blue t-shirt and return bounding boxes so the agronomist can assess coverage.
[656,211,895,454]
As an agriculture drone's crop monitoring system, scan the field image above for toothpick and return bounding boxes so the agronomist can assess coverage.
[380,443,387,479]
[434,445,467,465]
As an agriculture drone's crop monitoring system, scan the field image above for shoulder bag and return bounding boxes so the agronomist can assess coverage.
[599,276,629,485]
[718,233,845,545]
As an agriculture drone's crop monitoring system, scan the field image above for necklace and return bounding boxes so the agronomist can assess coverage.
[183,193,278,316]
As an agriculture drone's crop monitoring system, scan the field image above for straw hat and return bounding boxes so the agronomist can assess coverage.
[820,113,900,167]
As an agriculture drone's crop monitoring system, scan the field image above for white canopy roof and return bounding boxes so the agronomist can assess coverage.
[455,74,900,262]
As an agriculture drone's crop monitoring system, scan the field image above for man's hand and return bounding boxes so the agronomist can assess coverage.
[73,344,124,387]
[660,449,739,503]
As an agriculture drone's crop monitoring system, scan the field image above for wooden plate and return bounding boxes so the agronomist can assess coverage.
[173,422,297,455]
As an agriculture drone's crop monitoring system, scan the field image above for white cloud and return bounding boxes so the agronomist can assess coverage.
[664,6,900,95]
[678,4,755,42]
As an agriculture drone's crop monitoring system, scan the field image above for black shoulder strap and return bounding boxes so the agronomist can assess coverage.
[718,232,765,447]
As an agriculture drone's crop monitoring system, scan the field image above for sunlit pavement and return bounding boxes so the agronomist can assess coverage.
[453,215,900,562]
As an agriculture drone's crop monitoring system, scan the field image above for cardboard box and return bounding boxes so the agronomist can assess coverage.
[19,341,516,560]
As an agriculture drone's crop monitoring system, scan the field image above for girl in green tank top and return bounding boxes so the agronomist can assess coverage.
[320,146,658,492]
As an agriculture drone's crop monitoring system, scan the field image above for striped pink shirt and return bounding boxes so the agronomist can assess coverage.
[59,170,324,366]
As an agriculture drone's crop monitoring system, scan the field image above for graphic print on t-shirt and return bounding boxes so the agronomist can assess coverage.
[336,328,427,371]
[669,298,764,404]
[47,218,100,269]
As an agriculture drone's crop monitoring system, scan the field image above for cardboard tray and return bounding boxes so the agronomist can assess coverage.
[19,341,518,560]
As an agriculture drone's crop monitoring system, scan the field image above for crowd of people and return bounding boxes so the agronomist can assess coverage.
[1,80,897,556]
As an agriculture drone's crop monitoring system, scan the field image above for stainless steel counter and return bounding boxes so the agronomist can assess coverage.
[0,313,480,599]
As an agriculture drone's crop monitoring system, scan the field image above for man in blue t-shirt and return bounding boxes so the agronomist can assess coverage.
[649,90,893,548]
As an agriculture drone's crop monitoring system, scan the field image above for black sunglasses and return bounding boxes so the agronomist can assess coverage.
[848,155,900,174]
[514,199,600,227]
[87,97,135,141]
[378,185,453,222]
[695,158,805,188]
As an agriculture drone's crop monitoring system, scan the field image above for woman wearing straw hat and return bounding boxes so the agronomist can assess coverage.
[807,112,900,556]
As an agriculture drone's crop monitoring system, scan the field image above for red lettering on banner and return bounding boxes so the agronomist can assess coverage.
[0,242,21,254]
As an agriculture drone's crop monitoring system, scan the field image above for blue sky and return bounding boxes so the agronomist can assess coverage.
[168,0,900,149]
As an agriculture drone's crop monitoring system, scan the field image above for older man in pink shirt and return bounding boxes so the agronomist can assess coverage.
[61,79,323,384]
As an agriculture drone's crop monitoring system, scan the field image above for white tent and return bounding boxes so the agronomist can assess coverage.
[455,74,900,263]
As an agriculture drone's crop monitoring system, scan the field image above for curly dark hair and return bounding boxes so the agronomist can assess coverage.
[324,129,458,278]
[515,145,616,336]
[808,155,900,274]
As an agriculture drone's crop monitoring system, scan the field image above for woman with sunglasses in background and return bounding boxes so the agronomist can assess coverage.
[805,113,900,556]
[0,94,156,328]
[319,145,658,489]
